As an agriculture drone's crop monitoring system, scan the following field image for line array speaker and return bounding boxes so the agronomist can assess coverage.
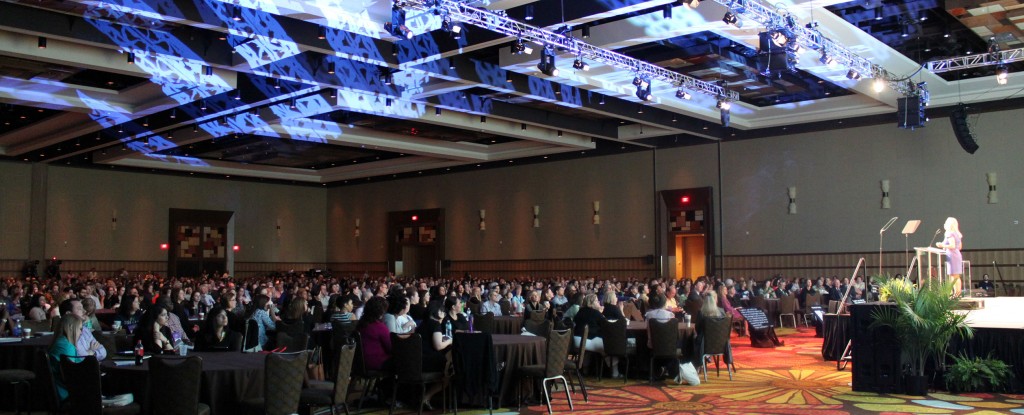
[949,103,979,154]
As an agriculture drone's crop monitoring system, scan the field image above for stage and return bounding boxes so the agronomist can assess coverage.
[959,297,1024,329]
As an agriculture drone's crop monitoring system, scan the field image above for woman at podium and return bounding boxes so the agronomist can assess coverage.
[936,217,963,297]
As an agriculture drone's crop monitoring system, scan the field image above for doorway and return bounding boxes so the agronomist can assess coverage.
[674,234,707,281]
[387,209,445,278]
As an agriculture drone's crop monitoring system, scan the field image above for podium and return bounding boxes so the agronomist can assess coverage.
[914,247,947,286]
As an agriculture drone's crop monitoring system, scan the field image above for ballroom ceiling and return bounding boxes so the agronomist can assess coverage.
[0,0,1022,186]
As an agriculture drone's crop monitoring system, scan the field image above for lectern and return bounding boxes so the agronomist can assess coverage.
[914,246,946,286]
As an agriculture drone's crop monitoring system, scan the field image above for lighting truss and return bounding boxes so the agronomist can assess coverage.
[405,0,739,100]
[708,0,918,96]
[926,47,1024,73]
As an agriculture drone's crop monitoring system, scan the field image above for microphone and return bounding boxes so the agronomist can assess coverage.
[929,228,942,246]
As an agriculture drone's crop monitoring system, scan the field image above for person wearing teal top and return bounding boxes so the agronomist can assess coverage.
[48,315,83,401]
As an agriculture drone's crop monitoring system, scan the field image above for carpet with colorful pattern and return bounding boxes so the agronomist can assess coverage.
[345,327,1024,415]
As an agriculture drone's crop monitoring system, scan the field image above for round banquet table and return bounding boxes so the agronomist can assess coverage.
[493,316,523,335]
[625,321,697,378]
[101,351,265,415]
[481,334,546,406]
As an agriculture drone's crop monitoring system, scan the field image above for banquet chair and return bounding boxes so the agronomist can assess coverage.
[523,319,552,337]
[352,332,389,410]
[301,344,355,415]
[778,295,800,328]
[699,315,735,381]
[93,330,118,354]
[466,301,482,315]
[239,351,308,415]
[275,331,310,352]
[275,320,303,337]
[473,312,496,334]
[647,318,681,384]
[803,293,822,326]
[498,300,511,316]
[60,355,141,415]
[563,325,588,402]
[388,333,447,415]
[621,302,643,322]
[451,332,501,415]
[49,315,62,332]
[750,295,767,312]
[597,319,633,383]
[0,368,35,415]
[517,329,573,414]
[683,299,702,318]
[149,355,211,415]
[34,348,68,415]
[241,319,260,352]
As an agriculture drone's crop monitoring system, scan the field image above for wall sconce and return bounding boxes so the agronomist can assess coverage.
[111,209,117,230]
[276,219,282,237]
[881,179,891,209]
[787,187,797,214]
[533,205,540,228]
[479,209,486,231]
[354,218,360,238]
[593,201,600,225]
[987,172,998,204]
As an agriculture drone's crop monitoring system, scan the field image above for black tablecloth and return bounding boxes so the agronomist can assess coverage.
[822,314,851,361]
[949,327,1024,389]
[102,351,265,415]
[489,334,546,405]
[493,316,523,335]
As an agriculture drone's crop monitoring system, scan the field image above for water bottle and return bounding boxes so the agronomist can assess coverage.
[444,320,452,338]
[468,313,474,332]
[134,340,144,365]
[12,318,22,337]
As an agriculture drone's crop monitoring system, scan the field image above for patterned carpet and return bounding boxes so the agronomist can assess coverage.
[335,327,1024,415]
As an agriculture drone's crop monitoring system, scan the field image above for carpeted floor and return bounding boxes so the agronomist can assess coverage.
[359,326,1024,415]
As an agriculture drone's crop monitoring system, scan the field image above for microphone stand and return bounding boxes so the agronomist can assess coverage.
[879,217,898,275]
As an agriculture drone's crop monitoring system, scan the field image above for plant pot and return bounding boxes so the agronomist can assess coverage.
[905,374,928,396]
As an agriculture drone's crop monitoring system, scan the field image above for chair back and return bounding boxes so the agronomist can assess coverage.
[242,319,260,352]
[264,351,309,415]
[93,330,117,354]
[350,332,372,377]
[750,295,767,311]
[473,312,496,334]
[149,356,203,415]
[700,315,732,355]
[622,302,643,321]
[804,293,821,308]
[498,299,511,316]
[33,348,62,413]
[332,345,356,404]
[330,321,356,349]
[574,324,589,366]
[49,315,62,332]
[59,355,103,415]
[466,301,482,315]
[779,295,797,313]
[598,319,628,355]
[390,333,426,382]
[22,319,50,333]
[544,329,572,378]
[827,300,840,314]
[275,331,310,352]
[276,320,304,336]
[523,319,552,337]
[648,318,680,358]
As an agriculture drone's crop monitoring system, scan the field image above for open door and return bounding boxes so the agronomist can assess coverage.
[659,187,714,280]
[387,209,445,278]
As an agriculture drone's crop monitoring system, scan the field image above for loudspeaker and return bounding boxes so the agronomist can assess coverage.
[851,303,903,393]
[644,254,655,265]
[949,104,979,154]
[897,97,926,129]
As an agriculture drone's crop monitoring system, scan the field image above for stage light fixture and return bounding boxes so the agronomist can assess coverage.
[290,98,297,109]
[234,90,242,100]
[581,26,590,38]
[317,27,326,40]
[192,124,199,133]
[511,38,532,55]
[572,57,589,71]
[524,5,534,21]
[170,109,176,119]
[663,4,672,18]
[203,65,213,76]
[327,61,335,75]
[675,89,691,100]
[716,99,731,111]
[126,52,135,64]
[386,98,392,107]
[819,52,835,66]
[328,88,337,99]
[117,125,124,133]
[386,6,414,40]
[873,78,886,92]
[435,107,441,116]
[681,0,700,8]
[900,24,909,38]
[232,6,242,21]
[874,7,883,21]
[506,72,513,83]
[722,11,740,27]
[200,100,207,111]
[637,104,644,114]
[635,76,652,101]
[273,79,280,89]
[37,36,46,48]
[142,117,149,127]
[846,69,861,80]
[996,64,1009,85]
[251,108,260,117]
[769,30,789,47]
[537,46,558,76]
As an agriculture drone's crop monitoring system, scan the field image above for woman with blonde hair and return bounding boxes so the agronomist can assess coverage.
[49,314,84,401]
[936,217,964,297]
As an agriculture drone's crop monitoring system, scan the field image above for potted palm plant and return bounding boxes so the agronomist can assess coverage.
[871,277,973,396]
